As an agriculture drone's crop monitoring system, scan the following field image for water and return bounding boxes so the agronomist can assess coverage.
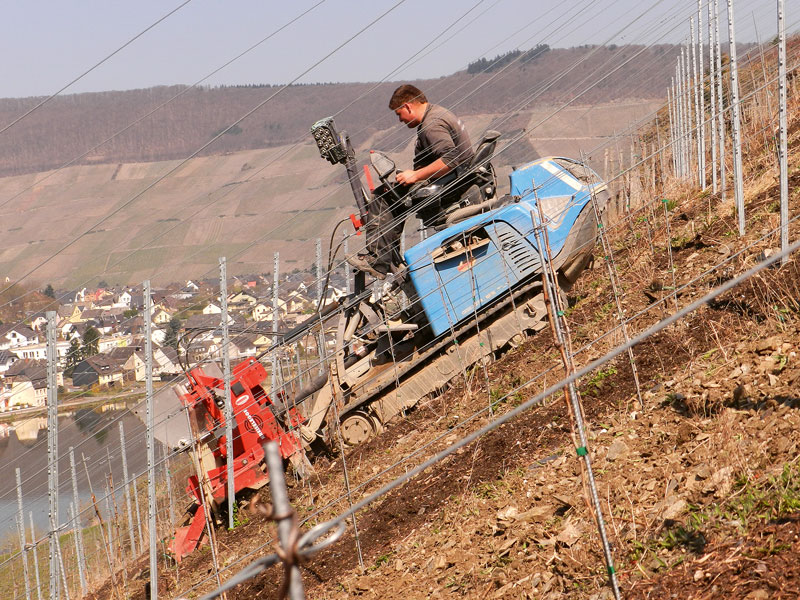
[0,402,167,542]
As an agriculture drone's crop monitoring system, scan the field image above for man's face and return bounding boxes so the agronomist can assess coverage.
[394,102,420,128]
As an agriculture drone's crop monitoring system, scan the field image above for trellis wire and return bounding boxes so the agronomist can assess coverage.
[581,153,644,409]
[9,9,796,596]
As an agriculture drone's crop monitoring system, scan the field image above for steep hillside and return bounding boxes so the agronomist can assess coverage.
[95,46,799,600]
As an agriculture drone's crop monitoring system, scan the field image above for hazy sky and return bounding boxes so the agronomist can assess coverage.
[2,0,795,99]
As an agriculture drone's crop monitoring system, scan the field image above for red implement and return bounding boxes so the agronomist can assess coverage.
[168,358,305,561]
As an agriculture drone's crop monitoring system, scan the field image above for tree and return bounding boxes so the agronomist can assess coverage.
[65,338,81,376]
[43,284,55,298]
[82,326,100,358]
[164,317,182,349]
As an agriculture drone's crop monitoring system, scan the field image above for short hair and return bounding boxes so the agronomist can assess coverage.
[389,85,427,110]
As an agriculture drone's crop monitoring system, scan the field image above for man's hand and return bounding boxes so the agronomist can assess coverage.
[395,169,419,185]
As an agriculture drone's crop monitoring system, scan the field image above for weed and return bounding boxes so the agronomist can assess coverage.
[766,199,781,213]
[772,354,788,372]
[657,524,706,554]
[747,534,791,558]
[474,480,507,500]
[231,502,249,529]
[586,366,617,395]
[371,552,393,570]
[628,462,800,571]
[593,302,615,323]
[492,553,513,568]
[445,576,465,590]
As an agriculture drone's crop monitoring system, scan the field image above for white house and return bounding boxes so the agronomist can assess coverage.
[11,340,71,367]
[203,303,222,315]
[60,320,79,340]
[0,380,38,410]
[125,347,181,382]
[29,315,49,332]
[152,308,172,325]
[228,291,258,306]
[2,360,63,408]
[98,334,133,354]
[252,303,272,322]
[0,325,39,350]
[0,350,18,375]
[150,328,166,346]
[116,290,133,308]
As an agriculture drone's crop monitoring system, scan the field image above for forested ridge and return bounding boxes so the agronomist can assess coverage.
[0,45,679,177]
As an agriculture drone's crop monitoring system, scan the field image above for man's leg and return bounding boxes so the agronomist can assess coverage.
[352,187,405,276]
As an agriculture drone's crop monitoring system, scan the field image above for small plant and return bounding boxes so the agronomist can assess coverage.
[586,366,617,395]
[231,502,249,528]
[371,552,393,570]
[628,462,800,571]
[593,302,615,323]
[772,354,788,372]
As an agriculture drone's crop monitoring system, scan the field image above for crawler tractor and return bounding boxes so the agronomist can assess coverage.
[164,117,608,559]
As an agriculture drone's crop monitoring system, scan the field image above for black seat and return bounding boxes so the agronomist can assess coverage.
[412,130,500,228]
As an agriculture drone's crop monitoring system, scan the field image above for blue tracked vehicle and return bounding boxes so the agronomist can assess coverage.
[158,120,610,559]
[296,119,609,446]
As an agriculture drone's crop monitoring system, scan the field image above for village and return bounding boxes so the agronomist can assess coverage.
[0,269,347,413]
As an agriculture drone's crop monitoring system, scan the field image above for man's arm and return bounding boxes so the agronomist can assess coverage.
[396,158,450,185]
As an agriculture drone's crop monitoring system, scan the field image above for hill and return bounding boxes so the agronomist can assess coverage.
[0,45,678,177]
[0,44,675,288]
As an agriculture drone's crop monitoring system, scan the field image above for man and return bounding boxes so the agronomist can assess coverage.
[347,85,474,279]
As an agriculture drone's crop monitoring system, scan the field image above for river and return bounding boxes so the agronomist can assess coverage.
[0,401,170,544]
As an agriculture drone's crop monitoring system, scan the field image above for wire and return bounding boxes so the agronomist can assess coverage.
[0,0,328,213]
[192,228,800,600]
[0,0,692,320]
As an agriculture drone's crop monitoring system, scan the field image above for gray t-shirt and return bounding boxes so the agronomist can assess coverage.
[413,104,474,173]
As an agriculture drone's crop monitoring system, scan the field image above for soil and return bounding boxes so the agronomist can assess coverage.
[627,515,800,599]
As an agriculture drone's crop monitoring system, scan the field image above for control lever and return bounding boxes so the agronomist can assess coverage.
[370,150,403,203]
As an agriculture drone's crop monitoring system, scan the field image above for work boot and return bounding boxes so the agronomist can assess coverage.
[346,253,387,280]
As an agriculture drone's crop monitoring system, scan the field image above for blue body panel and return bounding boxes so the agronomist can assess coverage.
[405,158,594,337]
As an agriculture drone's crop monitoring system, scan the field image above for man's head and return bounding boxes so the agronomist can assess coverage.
[389,84,428,128]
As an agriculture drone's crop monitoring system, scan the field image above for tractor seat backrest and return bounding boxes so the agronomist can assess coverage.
[470,130,500,170]
[410,130,502,227]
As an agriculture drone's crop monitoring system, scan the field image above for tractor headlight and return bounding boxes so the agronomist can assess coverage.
[311,117,347,165]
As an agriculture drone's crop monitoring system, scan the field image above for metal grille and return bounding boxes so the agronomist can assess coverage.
[491,221,540,279]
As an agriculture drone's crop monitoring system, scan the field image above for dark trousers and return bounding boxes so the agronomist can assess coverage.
[365,185,408,272]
